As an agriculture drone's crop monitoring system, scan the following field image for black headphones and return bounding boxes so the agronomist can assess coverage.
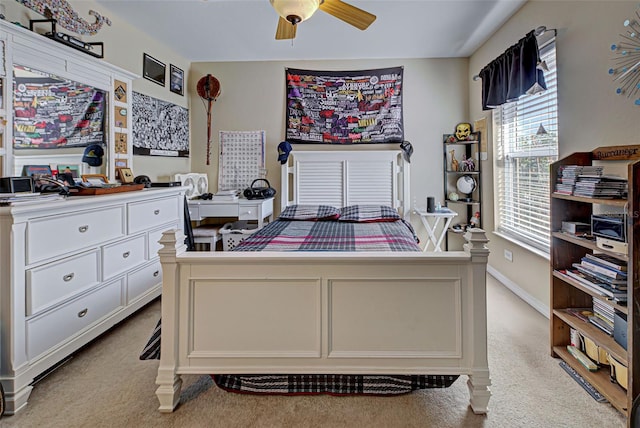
[243,179,276,200]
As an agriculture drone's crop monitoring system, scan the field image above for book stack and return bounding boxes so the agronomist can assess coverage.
[590,298,615,335]
[0,192,64,206]
[566,253,628,304]
[573,174,627,199]
[212,190,241,201]
[555,165,584,195]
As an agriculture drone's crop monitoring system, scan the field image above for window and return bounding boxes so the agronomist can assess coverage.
[493,40,558,252]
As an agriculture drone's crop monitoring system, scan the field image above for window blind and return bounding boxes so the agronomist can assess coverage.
[494,41,558,252]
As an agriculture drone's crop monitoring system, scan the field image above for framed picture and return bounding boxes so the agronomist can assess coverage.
[81,174,109,184]
[114,158,128,168]
[57,164,80,178]
[170,64,184,96]
[22,165,52,178]
[116,167,135,184]
[143,53,165,87]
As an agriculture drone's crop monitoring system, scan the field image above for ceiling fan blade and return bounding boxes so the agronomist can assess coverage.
[275,16,297,40]
[319,0,376,31]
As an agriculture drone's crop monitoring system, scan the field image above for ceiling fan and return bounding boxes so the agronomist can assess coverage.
[270,0,376,40]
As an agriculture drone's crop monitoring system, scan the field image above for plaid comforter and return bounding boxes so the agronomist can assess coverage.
[233,219,421,252]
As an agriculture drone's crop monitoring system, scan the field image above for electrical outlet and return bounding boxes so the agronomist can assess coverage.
[504,249,513,262]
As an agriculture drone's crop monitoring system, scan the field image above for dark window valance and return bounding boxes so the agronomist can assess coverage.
[479,30,546,110]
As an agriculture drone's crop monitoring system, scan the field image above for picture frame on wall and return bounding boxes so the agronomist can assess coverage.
[143,53,165,87]
[170,64,184,96]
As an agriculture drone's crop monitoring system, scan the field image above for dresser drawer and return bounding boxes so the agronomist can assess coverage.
[27,206,125,264]
[26,279,123,360]
[26,250,100,316]
[103,234,146,280]
[127,261,162,304]
[148,223,178,259]
[128,197,179,235]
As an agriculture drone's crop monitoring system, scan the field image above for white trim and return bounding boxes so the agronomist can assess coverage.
[487,265,549,319]
[491,230,550,261]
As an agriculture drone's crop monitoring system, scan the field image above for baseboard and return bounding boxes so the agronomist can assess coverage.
[487,265,550,319]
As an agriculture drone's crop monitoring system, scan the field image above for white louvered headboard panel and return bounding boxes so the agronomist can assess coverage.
[281,150,410,219]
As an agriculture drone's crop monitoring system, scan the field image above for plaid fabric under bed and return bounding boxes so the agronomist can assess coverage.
[233,219,421,252]
[139,217,457,394]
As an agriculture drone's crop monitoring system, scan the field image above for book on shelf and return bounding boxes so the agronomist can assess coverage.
[580,258,627,280]
[562,268,627,301]
[566,307,593,322]
[573,264,627,290]
[588,315,614,336]
[584,253,627,272]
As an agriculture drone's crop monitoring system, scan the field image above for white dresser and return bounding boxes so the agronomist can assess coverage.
[0,187,184,414]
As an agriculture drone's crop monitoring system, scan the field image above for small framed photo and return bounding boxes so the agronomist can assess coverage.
[116,167,135,184]
[170,64,184,96]
[57,164,80,178]
[81,174,109,183]
[143,53,166,87]
[114,158,128,168]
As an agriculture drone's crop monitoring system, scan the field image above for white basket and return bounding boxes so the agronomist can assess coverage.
[220,221,258,251]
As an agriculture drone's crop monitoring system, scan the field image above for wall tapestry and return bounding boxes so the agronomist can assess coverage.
[13,64,106,149]
[285,67,404,144]
[132,91,189,157]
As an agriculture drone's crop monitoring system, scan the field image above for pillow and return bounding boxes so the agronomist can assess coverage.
[338,205,401,222]
[279,204,340,221]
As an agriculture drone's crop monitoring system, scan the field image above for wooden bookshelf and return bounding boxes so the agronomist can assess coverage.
[550,147,640,427]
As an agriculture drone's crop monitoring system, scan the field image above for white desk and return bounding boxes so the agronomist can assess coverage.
[188,197,274,228]
[414,207,457,252]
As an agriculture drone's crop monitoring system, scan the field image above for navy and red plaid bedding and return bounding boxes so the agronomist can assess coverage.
[233,218,421,252]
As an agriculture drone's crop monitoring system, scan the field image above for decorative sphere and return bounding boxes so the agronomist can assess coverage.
[456,175,477,195]
[448,191,459,201]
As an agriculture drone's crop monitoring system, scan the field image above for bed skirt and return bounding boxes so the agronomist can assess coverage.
[140,320,459,395]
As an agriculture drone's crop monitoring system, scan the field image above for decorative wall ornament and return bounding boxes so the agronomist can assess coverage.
[609,3,640,106]
[16,0,111,35]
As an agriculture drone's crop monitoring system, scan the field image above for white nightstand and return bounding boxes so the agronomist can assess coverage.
[414,207,457,252]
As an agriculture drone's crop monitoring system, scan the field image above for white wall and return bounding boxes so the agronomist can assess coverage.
[469,1,640,313]
[3,0,191,181]
[190,58,470,239]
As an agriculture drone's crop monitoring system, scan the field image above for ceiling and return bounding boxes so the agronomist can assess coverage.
[94,0,527,63]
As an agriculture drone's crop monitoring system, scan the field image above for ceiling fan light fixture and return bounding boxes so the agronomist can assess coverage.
[270,0,320,25]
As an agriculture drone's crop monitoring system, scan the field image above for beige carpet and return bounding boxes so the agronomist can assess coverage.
[0,275,627,428]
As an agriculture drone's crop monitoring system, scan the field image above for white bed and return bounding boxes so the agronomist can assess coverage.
[155,150,491,413]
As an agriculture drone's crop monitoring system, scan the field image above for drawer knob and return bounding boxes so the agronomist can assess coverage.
[63,273,75,282]
[122,251,131,258]
[153,270,160,277]
[78,308,88,318]
[78,225,89,233]
[154,209,160,215]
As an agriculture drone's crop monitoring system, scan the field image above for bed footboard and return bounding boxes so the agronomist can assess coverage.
[156,229,490,414]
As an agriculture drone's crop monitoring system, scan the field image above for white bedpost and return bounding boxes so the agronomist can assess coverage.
[281,157,292,213]
[399,153,410,220]
[463,228,491,414]
[155,229,187,412]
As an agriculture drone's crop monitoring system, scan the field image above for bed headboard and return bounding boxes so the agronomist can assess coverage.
[280,150,410,219]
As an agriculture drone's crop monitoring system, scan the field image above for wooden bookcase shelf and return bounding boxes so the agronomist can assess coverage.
[550,147,640,427]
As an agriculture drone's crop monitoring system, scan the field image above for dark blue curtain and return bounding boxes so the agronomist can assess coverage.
[479,30,546,110]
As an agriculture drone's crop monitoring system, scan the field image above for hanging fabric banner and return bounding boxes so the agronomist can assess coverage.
[285,67,404,144]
